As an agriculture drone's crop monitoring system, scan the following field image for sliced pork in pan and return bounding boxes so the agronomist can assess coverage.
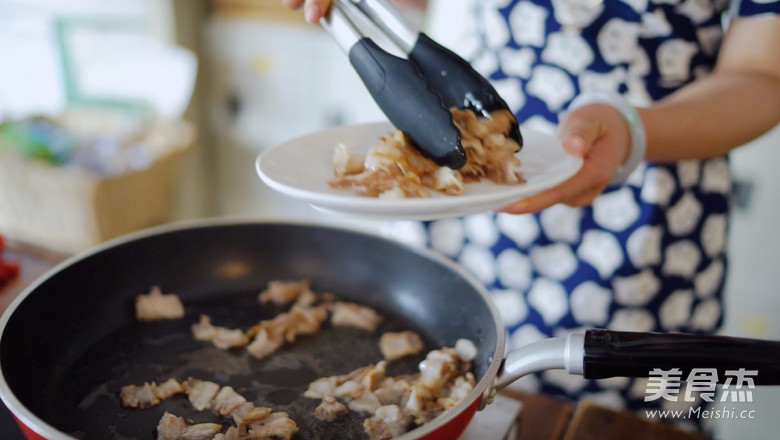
[245,303,329,359]
[330,302,384,332]
[191,315,250,350]
[185,379,221,412]
[379,331,424,361]
[257,280,311,305]
[135,286,185,321]
[305,342,477,438]
[119,378,185,409]
[315,396,348,422]
[364,404,411,440]
[239,411,298,440]
[156,412,221,440]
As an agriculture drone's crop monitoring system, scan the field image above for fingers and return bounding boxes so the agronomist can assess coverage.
[498,103,632,215]
[498,125,622,214]
[557,110,603,158]
[564,189,602,207]
[304,0,332,23]
[281,0,330,23]
[497,168,601,214]
[282,0,304,9]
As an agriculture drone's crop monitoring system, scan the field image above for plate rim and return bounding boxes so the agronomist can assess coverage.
[256,121,583,218]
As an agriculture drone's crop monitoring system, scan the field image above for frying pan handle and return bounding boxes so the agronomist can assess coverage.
[583,329,780,385]
[495,333,584,391]
[494,329,780,393]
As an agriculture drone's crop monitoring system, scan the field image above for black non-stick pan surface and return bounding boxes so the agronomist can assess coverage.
[0,221,499,440]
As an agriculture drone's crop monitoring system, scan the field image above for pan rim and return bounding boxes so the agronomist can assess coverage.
[0,217,506,440]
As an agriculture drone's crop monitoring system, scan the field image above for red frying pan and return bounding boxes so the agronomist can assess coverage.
[1,220,778,439]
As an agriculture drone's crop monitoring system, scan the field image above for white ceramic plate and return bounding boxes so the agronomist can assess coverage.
[256,122,583,221]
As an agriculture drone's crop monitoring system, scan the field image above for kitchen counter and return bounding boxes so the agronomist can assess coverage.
[502,390,713,440]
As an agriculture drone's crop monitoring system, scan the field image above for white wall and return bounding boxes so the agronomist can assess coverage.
[716,123,780,440]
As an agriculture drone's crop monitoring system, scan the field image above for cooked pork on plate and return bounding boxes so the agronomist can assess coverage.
[330,108,524,198]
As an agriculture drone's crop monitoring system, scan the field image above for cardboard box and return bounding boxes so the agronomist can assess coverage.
[0,121,193,254]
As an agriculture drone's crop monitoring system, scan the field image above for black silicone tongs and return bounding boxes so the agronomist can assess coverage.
[321,0,523,169]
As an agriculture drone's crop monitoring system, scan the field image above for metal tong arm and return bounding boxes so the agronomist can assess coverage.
[319,0,467,169]
[321,0,416,54]
[320,0,363,54]
[345,0,418,53]
[332,0,523,147]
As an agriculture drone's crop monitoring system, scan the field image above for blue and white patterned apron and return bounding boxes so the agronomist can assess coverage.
[381,0,780,429]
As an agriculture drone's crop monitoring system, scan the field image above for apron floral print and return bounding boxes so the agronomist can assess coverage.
[381,0,780,430]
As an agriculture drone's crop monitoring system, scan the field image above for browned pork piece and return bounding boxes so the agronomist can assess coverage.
[334,142,366,177]
[125,374,300,440]
[191,315,250,350]
[364,405,411,440]
[451,108,524,185]
[245,303,329,359]
[436,373,476,410]
[374,377,413,406]
[119,378,186,409]
[315,396,348,422]
[185,379,222,412]
[329,108,524,198]
[257,280,311,305]
[329,130,437,198]
[135,286,185,321]
[240,411,298,440]
[212,427,239,440]
[156,412,222,440]
[182,379,298,439]
[418,348,461,392]
[404,345,476,425]
[330,302,384,332]
[211,386,248,417]
[379,331,424,361]
[305,341,478,439]
[304,361,388,400]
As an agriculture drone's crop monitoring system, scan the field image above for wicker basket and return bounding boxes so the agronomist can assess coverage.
[0,122,193,254]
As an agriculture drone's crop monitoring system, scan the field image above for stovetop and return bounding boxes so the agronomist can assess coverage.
[1,401,24,439]
[0,395,522,440]
[0,245,523,440]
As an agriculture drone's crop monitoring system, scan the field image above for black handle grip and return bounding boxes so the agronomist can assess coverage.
[348,37,466,169]
[583,329,780,385]
[409,33,523,149]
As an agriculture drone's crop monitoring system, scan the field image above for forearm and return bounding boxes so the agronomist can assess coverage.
[638,71,780,162]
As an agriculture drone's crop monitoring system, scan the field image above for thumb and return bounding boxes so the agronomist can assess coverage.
[557,112,601,158]
[304,0,331,23]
